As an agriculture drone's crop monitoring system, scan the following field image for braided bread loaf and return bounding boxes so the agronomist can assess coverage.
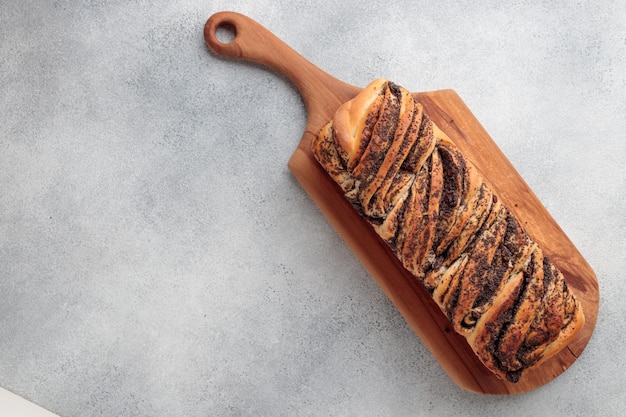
[312,79,584,383]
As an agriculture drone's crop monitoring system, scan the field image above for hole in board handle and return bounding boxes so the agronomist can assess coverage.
[215,22,237,45]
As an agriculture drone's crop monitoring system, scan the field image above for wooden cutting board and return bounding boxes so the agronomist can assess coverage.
[204,11,599,394]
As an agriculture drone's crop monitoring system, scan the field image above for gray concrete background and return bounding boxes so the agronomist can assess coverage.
[1,1,624,416]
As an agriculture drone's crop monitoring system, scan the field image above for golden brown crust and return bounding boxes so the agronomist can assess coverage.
[311,79,585,383]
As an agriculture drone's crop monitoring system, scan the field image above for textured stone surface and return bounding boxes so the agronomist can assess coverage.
[1,1,624,416]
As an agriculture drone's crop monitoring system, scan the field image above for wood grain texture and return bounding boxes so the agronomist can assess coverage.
[205,11,598,394]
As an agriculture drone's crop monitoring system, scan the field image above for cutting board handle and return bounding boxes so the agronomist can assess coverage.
[204,11,360,131]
